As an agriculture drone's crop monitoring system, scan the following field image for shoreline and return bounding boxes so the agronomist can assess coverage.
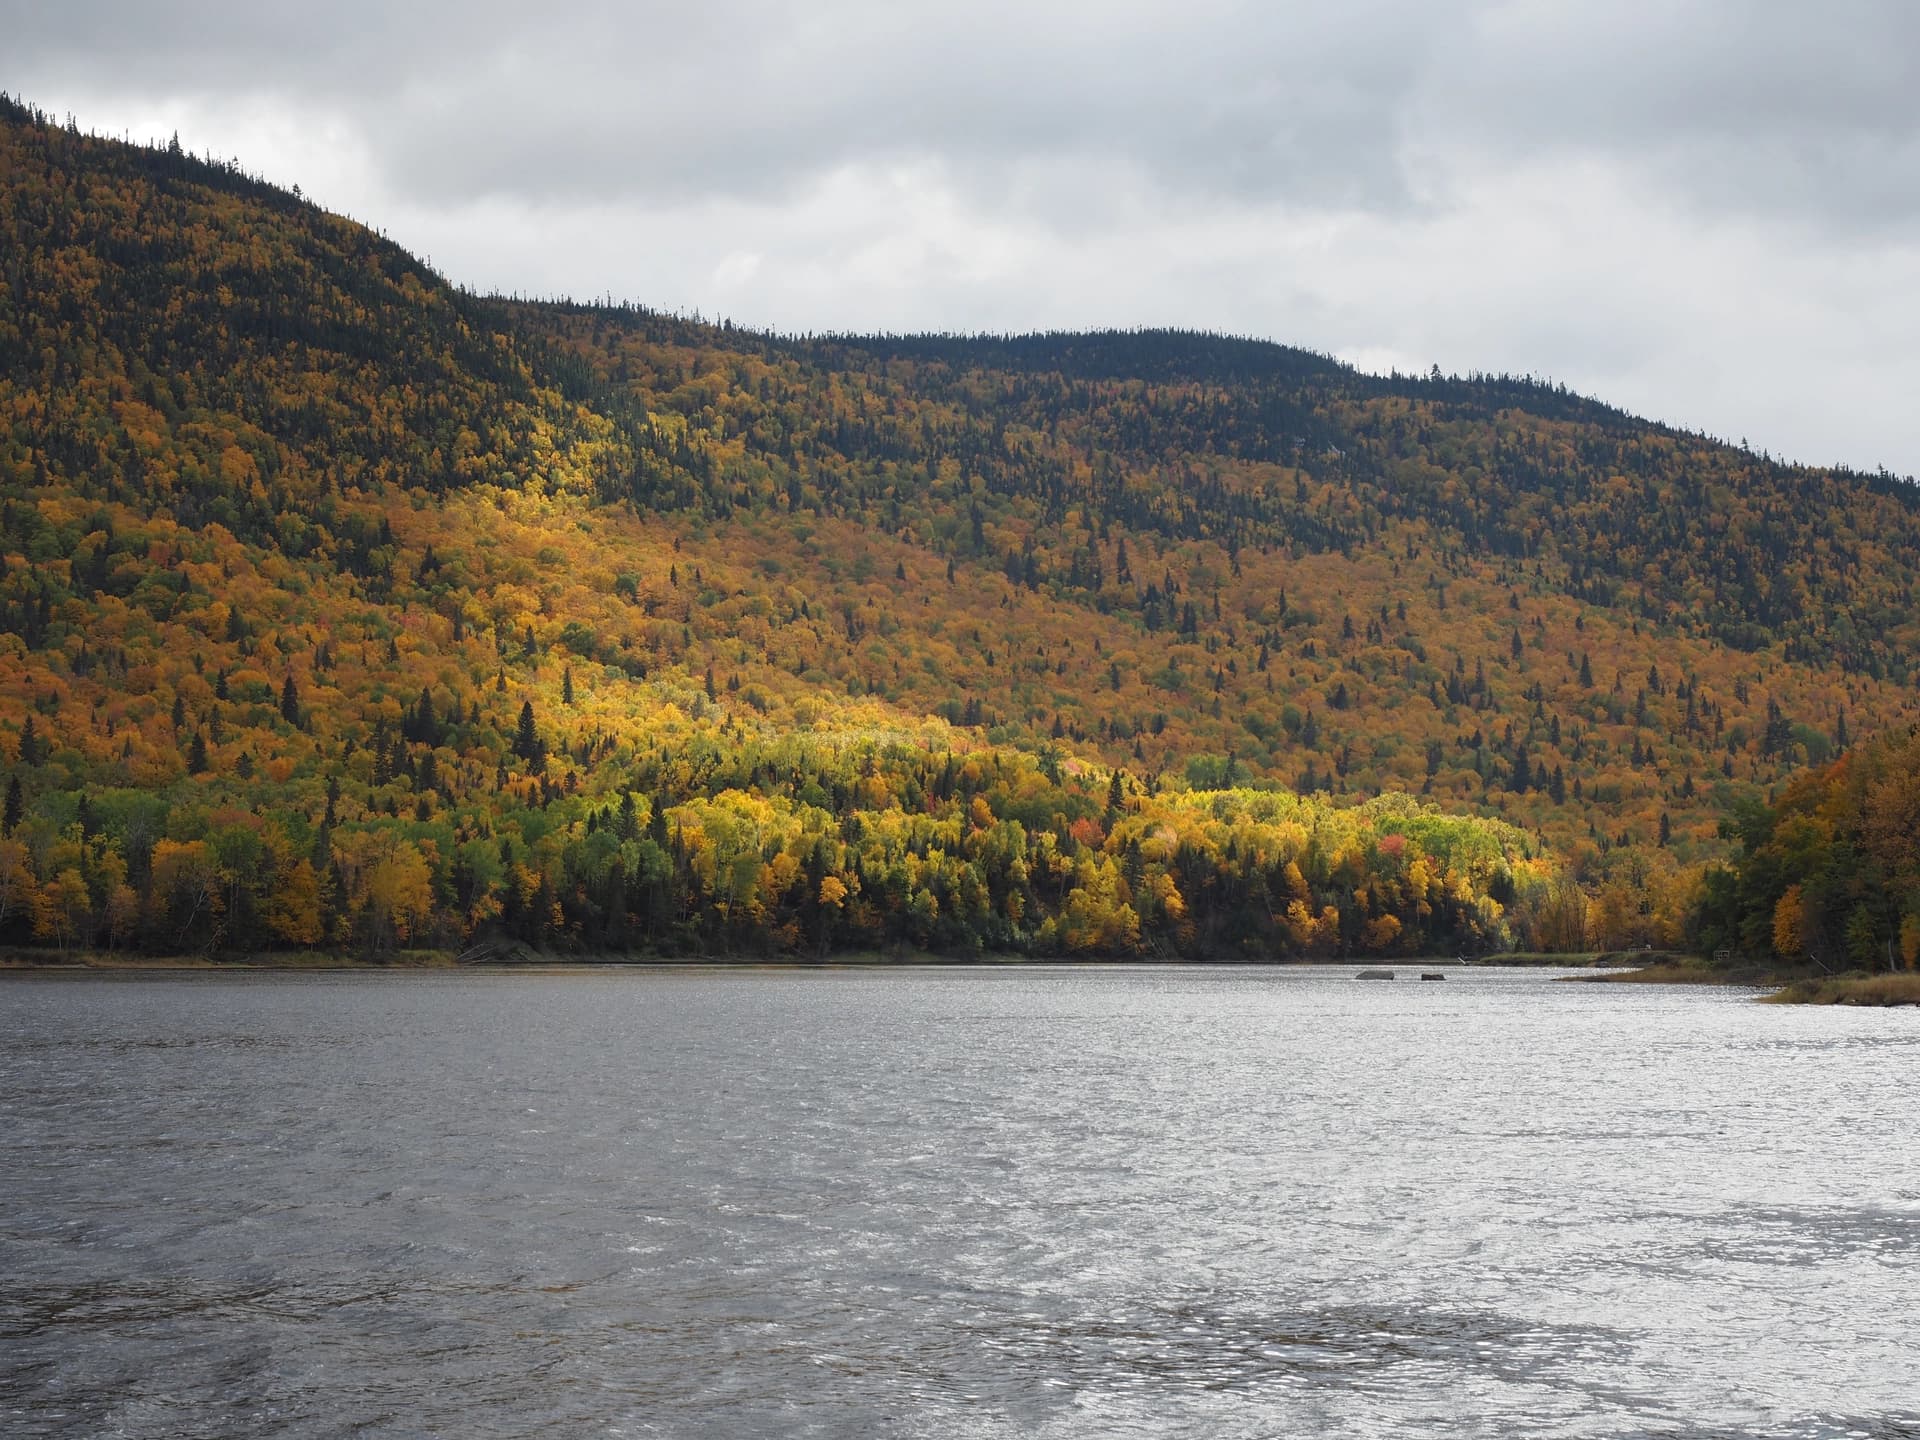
[1573,956,1920,1006]
[12,949,1908,1002]
[0,949,1625,974]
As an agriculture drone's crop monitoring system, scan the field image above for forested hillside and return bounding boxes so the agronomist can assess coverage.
[1692,723,1920,972]
[2,95,1916,960]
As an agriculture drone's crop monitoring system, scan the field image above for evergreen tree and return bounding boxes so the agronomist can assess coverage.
[514,701,538,761]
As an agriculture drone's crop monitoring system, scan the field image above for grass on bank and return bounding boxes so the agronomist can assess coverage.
[1571,950,1920,1005]
[1763,972,1920,1007]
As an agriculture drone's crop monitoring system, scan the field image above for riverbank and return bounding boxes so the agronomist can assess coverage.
[0,947,1066,972]
[13,947,1908,1000]
[1571,953,1920,1005]
[1762,973,1920,1006]
[0,947,1634,973]
[1492,950,1686,969]
[0,947,460,971]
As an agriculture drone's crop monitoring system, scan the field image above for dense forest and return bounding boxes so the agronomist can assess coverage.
[1692,724,1920,972]
[1,95,1915,962]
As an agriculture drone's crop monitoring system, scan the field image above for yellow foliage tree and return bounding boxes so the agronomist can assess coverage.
[366,843,435,948]
[1772,884,1806,960]
[264,859,325,947]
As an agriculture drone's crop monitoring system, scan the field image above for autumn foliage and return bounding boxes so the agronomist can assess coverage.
[1,96,1916,959]
[1692,725,1920,972]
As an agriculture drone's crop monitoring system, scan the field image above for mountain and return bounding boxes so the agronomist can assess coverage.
[2,94,1917,961]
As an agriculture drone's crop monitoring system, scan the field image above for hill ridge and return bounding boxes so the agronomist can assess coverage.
[2,95,1917,960]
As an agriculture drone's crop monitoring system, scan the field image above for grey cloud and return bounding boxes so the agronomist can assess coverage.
[6,0,1919,471]
[1424,0,1920,229]
[13,0,1919,229]
[16,0,1917,230]
[9,1,1465,212]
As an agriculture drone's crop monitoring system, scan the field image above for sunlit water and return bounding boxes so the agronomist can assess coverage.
[2,966,1915,1438]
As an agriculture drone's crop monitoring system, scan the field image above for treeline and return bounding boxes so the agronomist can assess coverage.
[0,718,1565,959]
[1691,726,1920,971]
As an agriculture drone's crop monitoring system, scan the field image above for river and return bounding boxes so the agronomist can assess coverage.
[2,965,1915,1437]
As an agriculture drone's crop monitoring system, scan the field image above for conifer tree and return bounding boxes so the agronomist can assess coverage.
[514,701,538,761]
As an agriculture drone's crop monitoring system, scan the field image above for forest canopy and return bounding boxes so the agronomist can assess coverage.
[2,95,1916,961]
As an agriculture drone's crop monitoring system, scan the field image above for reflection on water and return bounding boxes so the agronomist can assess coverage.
[1,966,1915,1438]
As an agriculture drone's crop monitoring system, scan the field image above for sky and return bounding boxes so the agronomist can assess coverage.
[7,0,1920,476]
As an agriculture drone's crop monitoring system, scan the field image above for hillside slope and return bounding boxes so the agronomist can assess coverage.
[2,96,1916,958]
[515,302,1920,860]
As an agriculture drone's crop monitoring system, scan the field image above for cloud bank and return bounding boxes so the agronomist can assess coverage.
[9,0,1919,472]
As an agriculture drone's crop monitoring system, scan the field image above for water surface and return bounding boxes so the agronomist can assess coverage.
[2,966,1915,1437]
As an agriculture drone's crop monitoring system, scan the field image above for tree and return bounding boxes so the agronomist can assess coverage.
[33,867,91,950]
[514,701,538,761]
[1771,885,1806,959]
[365,842,434,950]
[280,673,301,726]
[187,731,210,775]
[0,838,38,933]
[264,859,325,946]
[2,775,19,835]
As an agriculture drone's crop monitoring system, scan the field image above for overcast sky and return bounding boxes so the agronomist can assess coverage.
[8,1,1919,475]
